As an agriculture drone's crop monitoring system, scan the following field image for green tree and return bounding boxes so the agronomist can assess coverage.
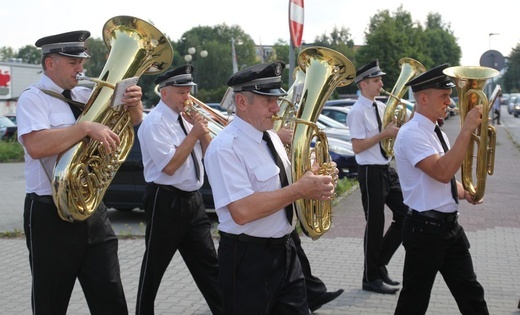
[354,6,460,96]
[0,47,16,61]
[502,44,520,93]
[16,45,41,64]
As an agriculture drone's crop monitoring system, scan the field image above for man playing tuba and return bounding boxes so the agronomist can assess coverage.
[16,30,143,315]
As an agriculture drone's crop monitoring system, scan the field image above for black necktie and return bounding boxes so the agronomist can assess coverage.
[62,89,82,120]
[263,131,294,224]
[434,125,459,204]
[178,115,201,180]
[373,102,388,159]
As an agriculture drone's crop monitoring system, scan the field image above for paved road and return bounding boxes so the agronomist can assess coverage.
[1,108,520,314]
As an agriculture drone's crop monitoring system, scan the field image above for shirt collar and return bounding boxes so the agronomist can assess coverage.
[232,115,264,144]
[358,94,377,108]
[412,112,437,131]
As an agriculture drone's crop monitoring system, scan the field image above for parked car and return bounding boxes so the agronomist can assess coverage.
[321,106,350,126]
[0,115,17,141]
[324,99,356,108]
[509,96,520,117]
[508,94,520,115]
[324,137,358,179]
[4,113,16,124]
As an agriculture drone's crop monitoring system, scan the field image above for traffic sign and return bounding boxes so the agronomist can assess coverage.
[480,50,505,71]
[289,0,304,47]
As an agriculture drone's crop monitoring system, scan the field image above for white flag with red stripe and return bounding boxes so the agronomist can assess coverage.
[289,0,304,47]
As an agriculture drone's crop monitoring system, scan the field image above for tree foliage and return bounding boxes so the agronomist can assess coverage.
[4,8,504,102]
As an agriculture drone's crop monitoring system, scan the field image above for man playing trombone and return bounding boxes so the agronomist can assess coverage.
[135,65,222,314]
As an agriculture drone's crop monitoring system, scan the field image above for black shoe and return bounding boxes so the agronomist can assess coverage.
[362,280,399,294]
[308,289,344,312]
[380,271,400,286]
[380,266,400,286]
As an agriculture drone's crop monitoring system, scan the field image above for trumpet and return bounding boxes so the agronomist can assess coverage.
[154,85,230,136]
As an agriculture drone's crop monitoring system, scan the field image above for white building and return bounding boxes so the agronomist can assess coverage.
[0,60,42,116]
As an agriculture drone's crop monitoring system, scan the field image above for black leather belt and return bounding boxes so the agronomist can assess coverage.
[407,208,458,223]
[219,231,291,245]
[358,164,389,169]
[150,183,195,194]
[27,193,54,206]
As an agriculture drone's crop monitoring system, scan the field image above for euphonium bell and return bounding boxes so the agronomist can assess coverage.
[52,16,173,222]
[291,47,356,240]
[380,57,426,157]
[443,66,500,201]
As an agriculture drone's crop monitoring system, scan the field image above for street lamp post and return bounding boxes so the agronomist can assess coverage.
[487,33,500,97]
[489,33,499,50]
[183,47,208,92]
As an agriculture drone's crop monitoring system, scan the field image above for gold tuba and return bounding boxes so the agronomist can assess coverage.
[291,47,356,240]
[52,16,173,222]
[443,66,500,201]
[380,57,426,157]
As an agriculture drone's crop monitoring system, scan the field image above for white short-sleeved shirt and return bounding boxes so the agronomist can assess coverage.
[17,74,92,195]
[394,112,458,213]
[137,101,203,192]
[204,116,293,237]
[346,95,392,165]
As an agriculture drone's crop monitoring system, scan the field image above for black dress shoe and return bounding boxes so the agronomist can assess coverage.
[380,266,400,286]
[362,280,399,294]
[308,289,344,312]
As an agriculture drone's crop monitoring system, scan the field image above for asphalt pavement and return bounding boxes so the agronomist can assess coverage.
[2,108,520,314]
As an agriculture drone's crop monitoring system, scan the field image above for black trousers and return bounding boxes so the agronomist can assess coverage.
[291,230,328,305]
[218,231,308,315]
[23,194,127,315]
[135,183,222,315]
[358,165,407,283]
[395,212,488,315]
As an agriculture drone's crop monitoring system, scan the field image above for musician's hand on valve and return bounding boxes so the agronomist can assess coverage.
[382,121,399,138]
[276,126,293,146]
[88,122,120,154]
[462,104,483,132]
[184,111,209,138]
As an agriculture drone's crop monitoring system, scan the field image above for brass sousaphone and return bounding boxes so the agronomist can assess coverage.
[52,16,173,222]
[443,66,500,201]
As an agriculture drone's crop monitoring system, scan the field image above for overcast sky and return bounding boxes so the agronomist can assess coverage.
[1,0,515,67]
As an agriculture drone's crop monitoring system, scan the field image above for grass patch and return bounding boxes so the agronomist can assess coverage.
[0,140,24,162]
[0,228,24,238]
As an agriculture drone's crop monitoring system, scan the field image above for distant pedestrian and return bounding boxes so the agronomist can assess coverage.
[492,92,502,125]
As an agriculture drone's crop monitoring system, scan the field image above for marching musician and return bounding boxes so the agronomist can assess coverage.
[346,59,408,295]
[393,64,489,314]
[204,61,337,314]
[135,65,222,315]
[16,30,143,315]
